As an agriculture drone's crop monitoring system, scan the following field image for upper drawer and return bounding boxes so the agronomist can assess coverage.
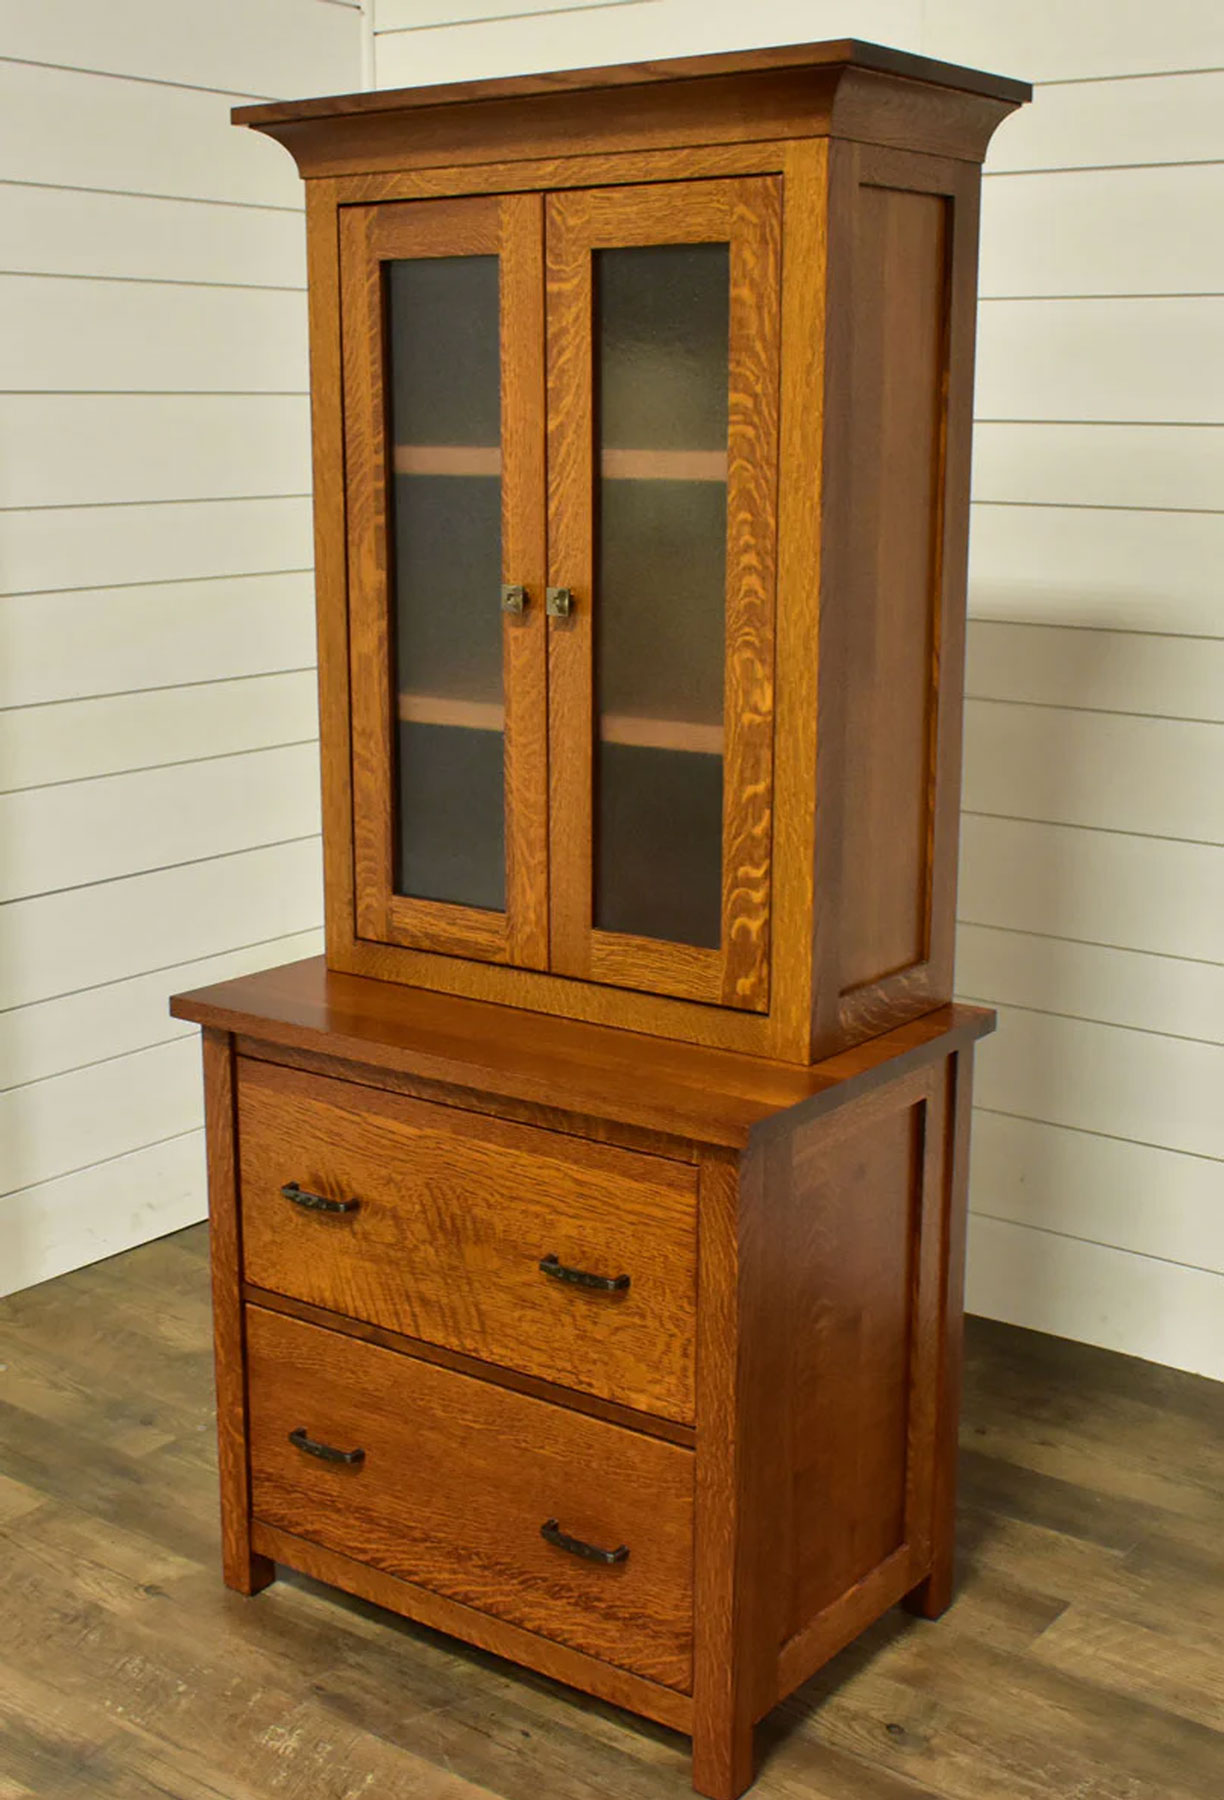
[235,1058,698,1423]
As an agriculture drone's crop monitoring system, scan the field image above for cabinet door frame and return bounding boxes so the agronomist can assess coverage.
[340,192,549,968]
[545,177,782,1012]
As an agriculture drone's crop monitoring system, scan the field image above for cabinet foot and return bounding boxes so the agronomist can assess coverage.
[904,1556,954,1621]
[223,1550,276,1597]
[691,1716,756,1800]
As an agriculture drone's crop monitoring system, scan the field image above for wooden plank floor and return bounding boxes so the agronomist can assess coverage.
[0,1224,1221,1799]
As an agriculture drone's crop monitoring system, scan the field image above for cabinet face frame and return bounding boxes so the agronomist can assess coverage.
[340,192,549,970]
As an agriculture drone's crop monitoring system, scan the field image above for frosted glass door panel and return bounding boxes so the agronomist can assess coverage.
[594,242,729,950]
[387,254,505,911]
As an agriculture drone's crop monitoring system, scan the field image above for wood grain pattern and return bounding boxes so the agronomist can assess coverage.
[341,193,548,970]
[235,1056,698,1422]
[906,1047,975,1619]
[304,179,356,969]
[6,1223,1223,1800]
[243,1285,696,1449]
[235,42,1030,127]
[545,177,780,1013]
[236,60,1023,183]
[245,1305,695,1690]
[200,1028,273,1598]
[171,955,996,1151]
[249,1520,695,1734]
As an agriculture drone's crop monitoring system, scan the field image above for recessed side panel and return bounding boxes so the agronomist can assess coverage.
[785,1094,925,1630]
[836,183,950,995]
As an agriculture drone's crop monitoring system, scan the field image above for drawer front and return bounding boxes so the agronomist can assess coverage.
[246,1305,694,1689]
[237,1059,697,1422]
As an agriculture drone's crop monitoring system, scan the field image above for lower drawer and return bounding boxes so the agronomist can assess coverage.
[245,1305,695,1691]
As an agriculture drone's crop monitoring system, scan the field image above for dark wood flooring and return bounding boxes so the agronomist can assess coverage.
[0,1224,1221,1799]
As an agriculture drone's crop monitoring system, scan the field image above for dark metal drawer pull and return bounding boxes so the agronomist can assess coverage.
[541,1518,629,1565]
[281,1181,360,1216]
[539,1253,630,1294]
[289,1427,365,1467]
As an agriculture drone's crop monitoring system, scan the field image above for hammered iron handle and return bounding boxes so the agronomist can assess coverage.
[288,1428,365,1467]
[281,1181,360,1216]
[540,1517,628,1565]
[539,1253,630,1294]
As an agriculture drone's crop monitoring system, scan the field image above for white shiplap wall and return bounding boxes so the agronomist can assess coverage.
[0,0,363,1292]
[373,0,1224,1379]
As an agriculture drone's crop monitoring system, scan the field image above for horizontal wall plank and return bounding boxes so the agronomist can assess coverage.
[968,503,1224,637]
[0,672,319,792]
[0,496,313,596]
[974,1004,1224,1162]
[0,839,323,1013]
[0,743,321,903]
[972,422,1224,512]
[957,922,1224,1045]
[966,1214,1224,1383]
[966,621,1224,722]
[0,1132,206,1299]
[979,165,1224,299]
[0,276,307,392]
[975,297,1224,424]
[372,0,920,87]
[0,572,317,709]
[0,393,312,510]
[985,69,1224,173]
[963,698,1224,843]
[959,813,1224,966]
[376,0,639,27]
[969,1110,1224,1277]
[0,1035,201,1197]
[924,0,1224,82]
[0,183,306,289]
[0,0,362,97]
[0,61,304,208]
[0,931,322,1092]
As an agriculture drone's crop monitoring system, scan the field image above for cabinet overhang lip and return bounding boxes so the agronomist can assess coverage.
[230,38,1031,133]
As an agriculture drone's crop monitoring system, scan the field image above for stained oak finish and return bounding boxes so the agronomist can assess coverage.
[342,192,548,969]
[6,1225,1221,1800]
[546,177,779,1010]
[170,41,1029,1800]
[239,45,1025,1062]
[171,955,995,1152]
[245,1305,695,1690]
[236,1055,698,1422]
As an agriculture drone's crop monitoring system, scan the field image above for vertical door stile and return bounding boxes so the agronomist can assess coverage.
[545,190,597,980]
[500,191,550,971]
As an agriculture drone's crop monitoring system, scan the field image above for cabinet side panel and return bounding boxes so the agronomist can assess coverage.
[786,1093,924,1631]
[835,180,949,994]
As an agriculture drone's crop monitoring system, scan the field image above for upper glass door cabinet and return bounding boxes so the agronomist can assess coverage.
[340,177,780,1013]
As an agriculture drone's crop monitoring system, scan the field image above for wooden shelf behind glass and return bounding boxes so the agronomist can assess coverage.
[398,692,723,754]
[393,446,727,481]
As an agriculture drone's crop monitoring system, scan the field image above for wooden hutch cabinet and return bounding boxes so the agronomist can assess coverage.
[171,39,1028,1799]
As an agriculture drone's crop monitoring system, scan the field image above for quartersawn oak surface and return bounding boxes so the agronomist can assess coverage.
[237,1055,699,1422]
[1,1223,1220,1800]
[245,1305,695,1691]
[170,954,994,1150]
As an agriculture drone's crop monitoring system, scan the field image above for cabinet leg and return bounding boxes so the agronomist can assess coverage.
[222,1541,276,1597]
[904,1546,954,1621]
[691,1713,756,1800]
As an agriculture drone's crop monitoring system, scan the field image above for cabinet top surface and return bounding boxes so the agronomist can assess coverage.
[232,38,1030,132]
[170,957,994,1150]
